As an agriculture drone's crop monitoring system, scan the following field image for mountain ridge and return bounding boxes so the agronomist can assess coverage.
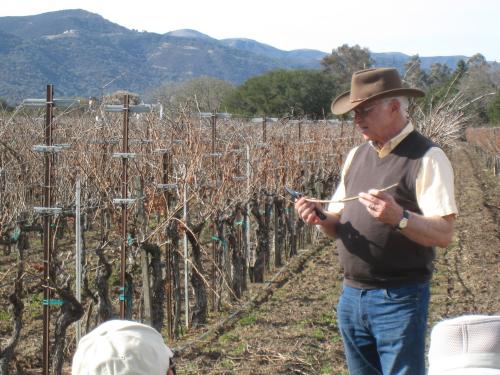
[0,9,477,104]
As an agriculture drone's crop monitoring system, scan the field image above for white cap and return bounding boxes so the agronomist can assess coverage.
[428,315,500,375]
[72,320,174,375]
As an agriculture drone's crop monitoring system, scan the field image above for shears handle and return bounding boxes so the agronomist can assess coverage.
[313,207,327,221]
[285,187,326,221]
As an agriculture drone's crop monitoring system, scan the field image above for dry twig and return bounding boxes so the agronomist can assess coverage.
[305,182,399,204]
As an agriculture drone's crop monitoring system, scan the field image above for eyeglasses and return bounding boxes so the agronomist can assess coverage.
[353,101,384,118]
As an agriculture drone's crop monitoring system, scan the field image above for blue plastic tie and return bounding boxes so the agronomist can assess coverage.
[43,299,64,306]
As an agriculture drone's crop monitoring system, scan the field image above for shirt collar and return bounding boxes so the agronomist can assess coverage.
[369,122,414,158]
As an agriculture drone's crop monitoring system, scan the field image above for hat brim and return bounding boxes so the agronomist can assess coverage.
[331,88,425,116]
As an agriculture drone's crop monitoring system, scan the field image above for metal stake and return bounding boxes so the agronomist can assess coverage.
[120,94,130,319]
[75,176,82,342]
[42,84,54,375]
[211,113,217,311]
[183,179,189,328]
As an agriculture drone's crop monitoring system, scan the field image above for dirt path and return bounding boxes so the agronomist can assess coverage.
[176,242,347,375]
[429,144,500,321]
[174,143,500,375]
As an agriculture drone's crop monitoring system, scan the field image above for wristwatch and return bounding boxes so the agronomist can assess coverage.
[396,209,409,230]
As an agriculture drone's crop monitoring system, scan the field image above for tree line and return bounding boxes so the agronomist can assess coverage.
[150,45,500,125]
[2,44,498,124]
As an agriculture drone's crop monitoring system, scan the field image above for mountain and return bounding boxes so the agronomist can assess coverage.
[371,52,468,73]
[0,9,479,104]
[165,29,214,40]
[0,9,327,103]
[220,38,326,66]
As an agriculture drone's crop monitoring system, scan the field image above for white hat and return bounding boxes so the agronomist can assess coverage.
[428,315,500,375]
[72,320,174,375]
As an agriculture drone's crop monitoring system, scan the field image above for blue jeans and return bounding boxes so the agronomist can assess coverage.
[337,282,430,375]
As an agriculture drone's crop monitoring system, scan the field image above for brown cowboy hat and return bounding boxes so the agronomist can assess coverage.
[331,67,425,115]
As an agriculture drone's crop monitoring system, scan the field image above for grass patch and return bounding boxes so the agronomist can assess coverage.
[238,312,258,327]
[330,335,342,344]
[312,327,326,341]
[217,359,236,370]
[319,312,337,327]
[178,362,200,375]
[218,331,239,345]
[320,363,334,374]
[0,309,10,321]
[297,318,312,328]
[228,342,246,356]
[26,292,43,318]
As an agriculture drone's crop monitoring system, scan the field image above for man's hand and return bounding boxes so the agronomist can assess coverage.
[295,197,324,225]
[358,189,403,226]
[359,189,455,248]
[294,197,341,238]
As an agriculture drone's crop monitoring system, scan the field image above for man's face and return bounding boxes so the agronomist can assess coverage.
[353,99,394,144]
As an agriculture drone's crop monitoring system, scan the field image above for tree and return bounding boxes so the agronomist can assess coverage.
[153,76,235,114]
[421,63,455,109]
[222,69,339,119]
[458,53,496,124]
[466,53,488,68]
[320,44,374,90]
[487,90,500,124]
[427,63,452,89]
[403,55,428,90]
[455,59,467,78]
[417,57,496,125]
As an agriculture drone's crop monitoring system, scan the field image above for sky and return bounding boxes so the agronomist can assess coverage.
[2,0,500,62]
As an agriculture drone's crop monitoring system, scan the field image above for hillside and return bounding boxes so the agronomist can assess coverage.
[0,10,322,103]
[0,9,478,104]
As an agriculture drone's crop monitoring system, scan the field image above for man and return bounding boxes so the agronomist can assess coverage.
[295,67,457,375]
[72,320,176,375]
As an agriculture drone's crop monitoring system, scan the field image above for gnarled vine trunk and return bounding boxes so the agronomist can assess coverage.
[185,222,207,327]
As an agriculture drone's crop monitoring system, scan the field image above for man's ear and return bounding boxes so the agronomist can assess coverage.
[390,98,400,113]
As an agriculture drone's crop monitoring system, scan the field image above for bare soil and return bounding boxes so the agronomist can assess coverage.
[172,143,500,374]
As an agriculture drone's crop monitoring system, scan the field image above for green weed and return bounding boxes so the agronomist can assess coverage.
[0,309,10,321]
[238,313,258,326]
[229,342,246,356]
[312,327,326,341]
[218,331,239,345]
[320,363,334,374]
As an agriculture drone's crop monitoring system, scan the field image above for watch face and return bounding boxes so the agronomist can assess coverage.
[398,210,409,229]
[399,217,408,229]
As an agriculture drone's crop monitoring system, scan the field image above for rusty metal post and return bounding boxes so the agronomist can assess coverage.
[42,84,54,375]
[120,94,130,319]
[210,113,217,311]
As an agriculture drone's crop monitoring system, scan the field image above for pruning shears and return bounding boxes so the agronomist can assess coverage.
[284,186,327,220]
